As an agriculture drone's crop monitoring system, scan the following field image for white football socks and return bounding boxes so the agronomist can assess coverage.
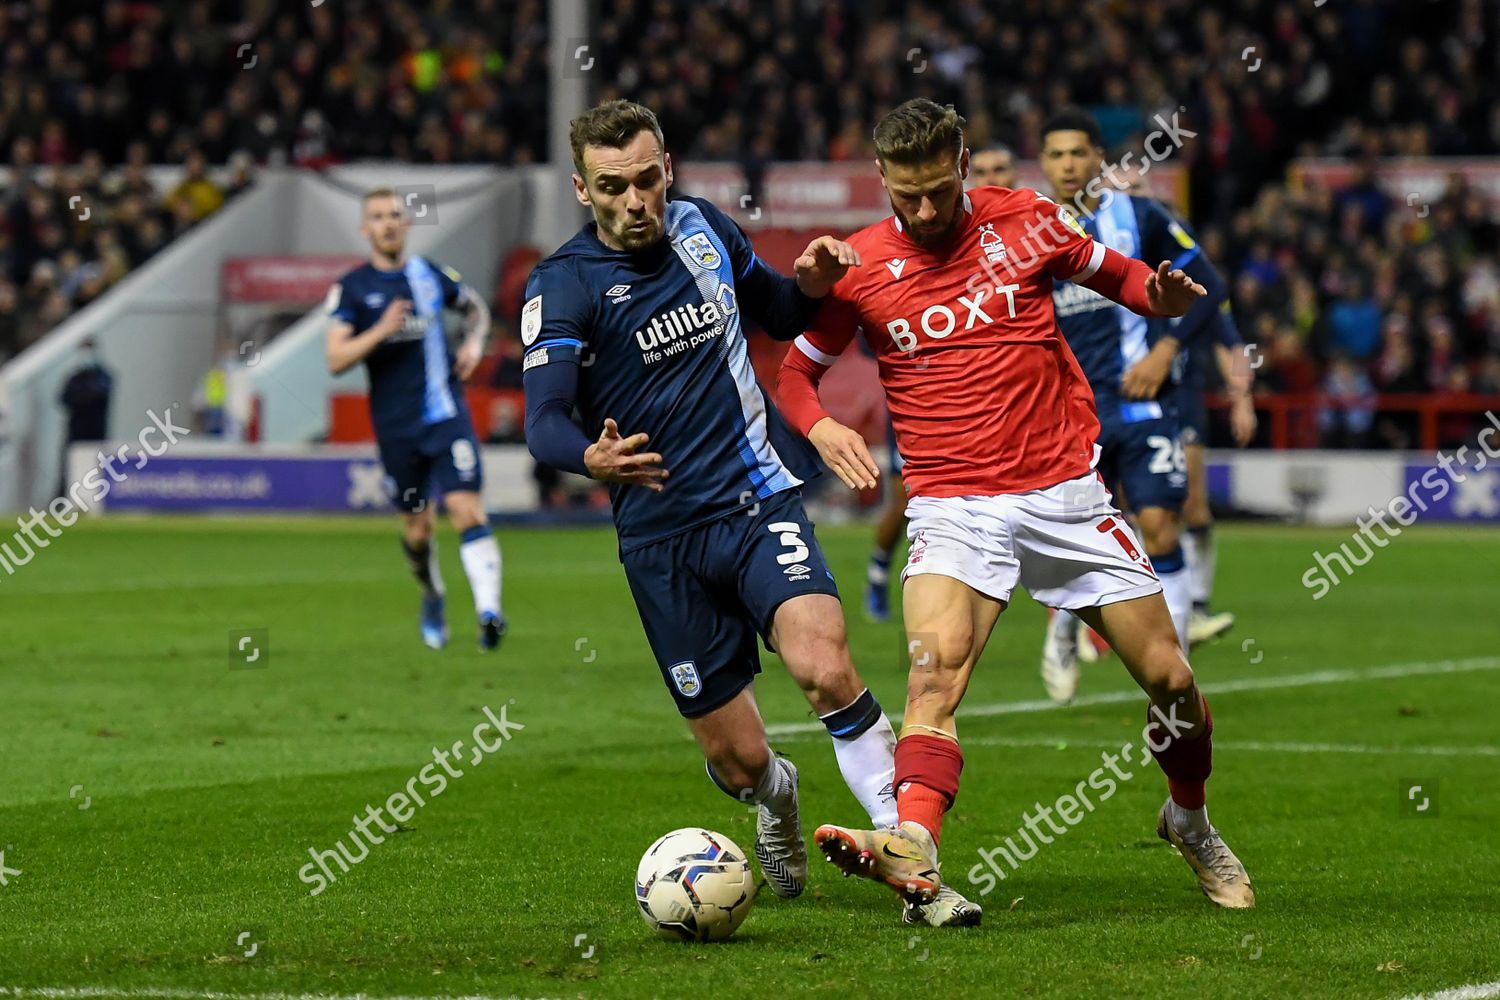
[458,526,502,619]
[1169,800,1211,838]
[1185,526,1216,607]
[834,714,899,828]
[818,689,899,828]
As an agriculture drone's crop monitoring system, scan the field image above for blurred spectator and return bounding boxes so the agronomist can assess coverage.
[1319,354,1378,448]
[57,335,113,492]
[1326,277,1382,360]
[163,150,224,222]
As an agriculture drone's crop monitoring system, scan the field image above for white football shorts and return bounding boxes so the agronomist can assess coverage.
[901,471,1162,609]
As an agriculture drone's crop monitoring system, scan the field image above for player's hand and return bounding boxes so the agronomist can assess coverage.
[794,237,862,298]
[808,416,879,490]
[1120,338,1177,400]
[1144,260,1205,317]
[1229,393,1257,447]
[453,337,484,382]
[584,418,669,492]
[377,297,412,336]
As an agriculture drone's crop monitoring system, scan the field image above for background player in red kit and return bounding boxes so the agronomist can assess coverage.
[777,99,1254,911]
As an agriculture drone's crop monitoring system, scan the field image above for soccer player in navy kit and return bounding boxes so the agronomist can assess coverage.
[523,100,980,926]
[1180,305,1257,645]
[1037,109,1229,702]
[325,188,506,652]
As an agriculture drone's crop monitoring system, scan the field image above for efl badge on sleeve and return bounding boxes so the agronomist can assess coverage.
[521,295,543,346]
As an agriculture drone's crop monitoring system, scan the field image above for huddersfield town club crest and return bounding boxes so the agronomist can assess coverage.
[669,660,702,697]
[682,232,721,270]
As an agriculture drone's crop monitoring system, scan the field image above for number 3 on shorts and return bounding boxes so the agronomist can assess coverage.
[1146,434,1184,475]
[768,521,809,565]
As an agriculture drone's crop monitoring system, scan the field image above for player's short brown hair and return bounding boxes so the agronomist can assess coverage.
[361,187,398,212]
[873,99,967,167]
[569,100,665,178]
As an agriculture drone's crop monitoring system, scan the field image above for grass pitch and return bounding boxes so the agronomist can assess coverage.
[1,516,1497,999]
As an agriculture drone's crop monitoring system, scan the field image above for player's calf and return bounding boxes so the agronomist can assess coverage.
[772,593,899,829]
[691,691,807,899]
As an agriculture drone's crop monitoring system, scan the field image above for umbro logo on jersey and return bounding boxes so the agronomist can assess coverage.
[605,283,632,303]
[886,258,907,279]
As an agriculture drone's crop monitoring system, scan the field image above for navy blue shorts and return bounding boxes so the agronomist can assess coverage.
[378,415,483,513]
[1177,375,1208,446]
[1095,410,1187,513]
[621,489,840,718]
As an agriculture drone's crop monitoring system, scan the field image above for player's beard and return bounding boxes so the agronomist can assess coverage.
[375,231,405,261]
[898,203,962,248]
[611,213,661,251]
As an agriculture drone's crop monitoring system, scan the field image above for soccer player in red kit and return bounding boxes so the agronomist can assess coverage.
[777,99,1254,910]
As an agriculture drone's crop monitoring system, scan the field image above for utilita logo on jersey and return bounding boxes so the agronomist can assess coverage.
[634,283,738,365]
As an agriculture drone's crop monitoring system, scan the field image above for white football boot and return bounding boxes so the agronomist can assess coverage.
[754,756,807,898]
[1041,611,1081,704]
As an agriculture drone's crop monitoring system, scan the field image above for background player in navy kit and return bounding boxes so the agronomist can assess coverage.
[522,100,980,926]
[1180,305,1258,645]
[1037,109,1229,702]
[325,188,506,652]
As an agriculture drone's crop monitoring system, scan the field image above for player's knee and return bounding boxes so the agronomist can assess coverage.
[401,513,433,545]
[1136,508,1180,554]
[1143,646,1195,704]
[446,495,485,530]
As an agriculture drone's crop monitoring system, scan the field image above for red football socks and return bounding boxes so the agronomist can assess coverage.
[1147,694,1214,810]
[894,733,964,844]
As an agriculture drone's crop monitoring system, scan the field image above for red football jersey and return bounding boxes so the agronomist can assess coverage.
[789,186,1117,499]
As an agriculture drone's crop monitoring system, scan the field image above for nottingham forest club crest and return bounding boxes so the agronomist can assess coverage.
[978,222,1007,264]
[682,232,721,270]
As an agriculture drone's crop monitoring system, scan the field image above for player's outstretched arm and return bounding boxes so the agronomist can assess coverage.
[734,236,861,341]
[326,297,409,375]
[793,236,862,299]
[1143,259,1207,317]
[452,285,492,382]
[807,417,879,491]
[583,418,669,492]
[523,357,669,490]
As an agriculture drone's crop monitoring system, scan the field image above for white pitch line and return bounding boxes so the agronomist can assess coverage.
[0,989,559,1000]
[1397,981,1500,1000]
[764,655,1500,737]
[948,735,1500,758]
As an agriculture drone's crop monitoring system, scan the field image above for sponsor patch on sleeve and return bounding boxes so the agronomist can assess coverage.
[521,294,543,346]
[1168,220,1196,250]
[324,283,342,314]
[442,264,463,283]
[522,347,548,371]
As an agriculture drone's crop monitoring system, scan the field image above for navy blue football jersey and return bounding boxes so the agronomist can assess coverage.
[521,196,821,553]
[1050,193,1214,424]
[326,256,470,441]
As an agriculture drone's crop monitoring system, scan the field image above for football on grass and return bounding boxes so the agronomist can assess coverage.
[635,828,755,941]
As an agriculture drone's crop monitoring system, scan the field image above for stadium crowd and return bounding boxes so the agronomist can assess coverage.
[5,0,1499,448]
[587,0,1500,448]
[0,0,547,359]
